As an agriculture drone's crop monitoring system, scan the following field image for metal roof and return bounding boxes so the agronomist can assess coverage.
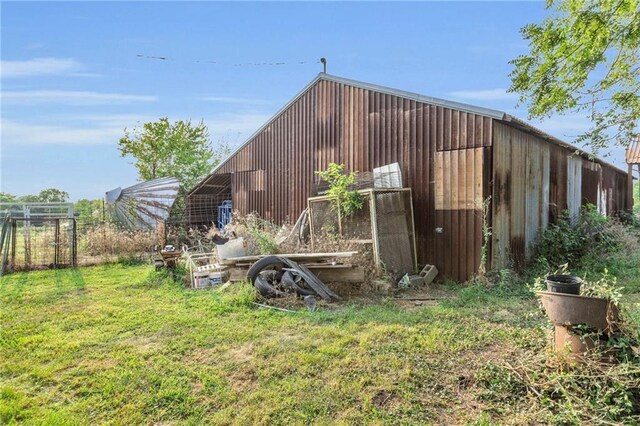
[626,139,640,164]
[190,73,627,195]
[106,176,180,230]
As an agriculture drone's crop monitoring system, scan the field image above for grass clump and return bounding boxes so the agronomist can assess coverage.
[475,345,640,424]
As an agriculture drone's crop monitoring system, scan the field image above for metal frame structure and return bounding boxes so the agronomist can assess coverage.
[308,187,417,276]
[0,203,77,274]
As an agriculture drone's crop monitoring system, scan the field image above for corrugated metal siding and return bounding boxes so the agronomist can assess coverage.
[212,78,493,281]
[492,121,629,269]
[434,147,488,281]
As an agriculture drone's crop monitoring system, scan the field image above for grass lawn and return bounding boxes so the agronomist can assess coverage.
[0,262,638,425]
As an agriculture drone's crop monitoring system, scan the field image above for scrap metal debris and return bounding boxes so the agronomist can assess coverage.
[105,176,180,230]
[247,255,341,304]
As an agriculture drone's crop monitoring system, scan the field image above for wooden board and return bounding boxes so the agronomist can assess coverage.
[221,251,358,265]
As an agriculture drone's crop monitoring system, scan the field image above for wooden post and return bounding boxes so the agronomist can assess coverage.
[628,163,634,212]
[369,189,381,270]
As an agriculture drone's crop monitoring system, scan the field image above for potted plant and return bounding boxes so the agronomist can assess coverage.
[543,263,583,294]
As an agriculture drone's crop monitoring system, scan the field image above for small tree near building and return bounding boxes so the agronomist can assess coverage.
[118,118,231,221]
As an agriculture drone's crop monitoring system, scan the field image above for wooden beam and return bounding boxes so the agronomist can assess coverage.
[221,251,359,265]
[628,163,634,212]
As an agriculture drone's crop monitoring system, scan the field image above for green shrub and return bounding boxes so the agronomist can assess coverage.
[245,216,279,255]
[533,204,624,270]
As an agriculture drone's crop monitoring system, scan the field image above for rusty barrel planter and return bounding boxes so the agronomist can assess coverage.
[537,291,619,362]
[538,291,619,330]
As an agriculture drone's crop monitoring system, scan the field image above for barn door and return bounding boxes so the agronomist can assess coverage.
[434,147,487,281]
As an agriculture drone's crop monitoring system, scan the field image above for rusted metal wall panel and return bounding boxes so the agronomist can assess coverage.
[491,122,511,268]
[208,78,492,281]
[435,147,485,281]
[492,121,629,269]
[567,156,583,220]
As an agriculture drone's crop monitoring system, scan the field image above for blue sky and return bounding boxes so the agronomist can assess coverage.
[1,1,625,201]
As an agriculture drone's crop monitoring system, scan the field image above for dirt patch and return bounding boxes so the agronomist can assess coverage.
[227,342,255,364]
[431,343,519,424]
[372,390,397,408]
[186,347,218,364]
[227,367,259,393]
[119,334,162,353]
[392,283,454,310]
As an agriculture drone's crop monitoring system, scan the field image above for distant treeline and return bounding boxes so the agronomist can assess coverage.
[0,188,109,223]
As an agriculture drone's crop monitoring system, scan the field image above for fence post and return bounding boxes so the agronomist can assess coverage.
[72,218,77,267]
[54,218,60,269]
[10,220,16,271]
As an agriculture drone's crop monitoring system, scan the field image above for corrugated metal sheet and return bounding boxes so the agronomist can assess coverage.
[626,140,640,164]
[207,78,492,281]
[493,122,629,269]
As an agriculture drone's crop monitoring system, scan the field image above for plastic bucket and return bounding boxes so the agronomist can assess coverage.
[545,275,582,295]
[193,270,210,289]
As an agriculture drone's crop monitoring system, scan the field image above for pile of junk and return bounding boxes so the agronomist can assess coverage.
[154,162,440,309]
[156,221,351,311]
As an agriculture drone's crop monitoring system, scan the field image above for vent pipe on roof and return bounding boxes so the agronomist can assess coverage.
[320,57,326,73]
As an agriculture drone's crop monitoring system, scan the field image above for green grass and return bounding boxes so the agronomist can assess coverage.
[2,257,640,425]
[0,264,551,425]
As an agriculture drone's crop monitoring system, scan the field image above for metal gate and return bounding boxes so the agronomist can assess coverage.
[1,218,77,273]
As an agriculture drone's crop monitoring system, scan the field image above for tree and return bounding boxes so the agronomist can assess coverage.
[0,192,17,202]
[0,189,69,203]
[509,0,640,151]
[74,199,105,223]
[35,188,69,203]
[118,118,227,192]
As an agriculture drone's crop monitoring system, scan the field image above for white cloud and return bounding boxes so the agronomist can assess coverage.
[0,114,151,146]
[523,112,593,139]
[2,90,157,105]
[448,88,517,101]
[0,112,270,147]
[200,96,269,105]
[1,57,83,78]
[205,112,272,141]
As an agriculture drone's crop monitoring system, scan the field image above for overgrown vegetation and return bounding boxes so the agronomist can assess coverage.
[529,204,639,280]
[80,222,159,263]
[226,212,282,255]
[315,163,364,218]
[478,197,492,277]
[471,206,640,424]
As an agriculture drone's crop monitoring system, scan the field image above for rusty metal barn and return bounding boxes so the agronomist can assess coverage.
[188,73,631,281]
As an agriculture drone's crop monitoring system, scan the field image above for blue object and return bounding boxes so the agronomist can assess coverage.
[217,200,232,229]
